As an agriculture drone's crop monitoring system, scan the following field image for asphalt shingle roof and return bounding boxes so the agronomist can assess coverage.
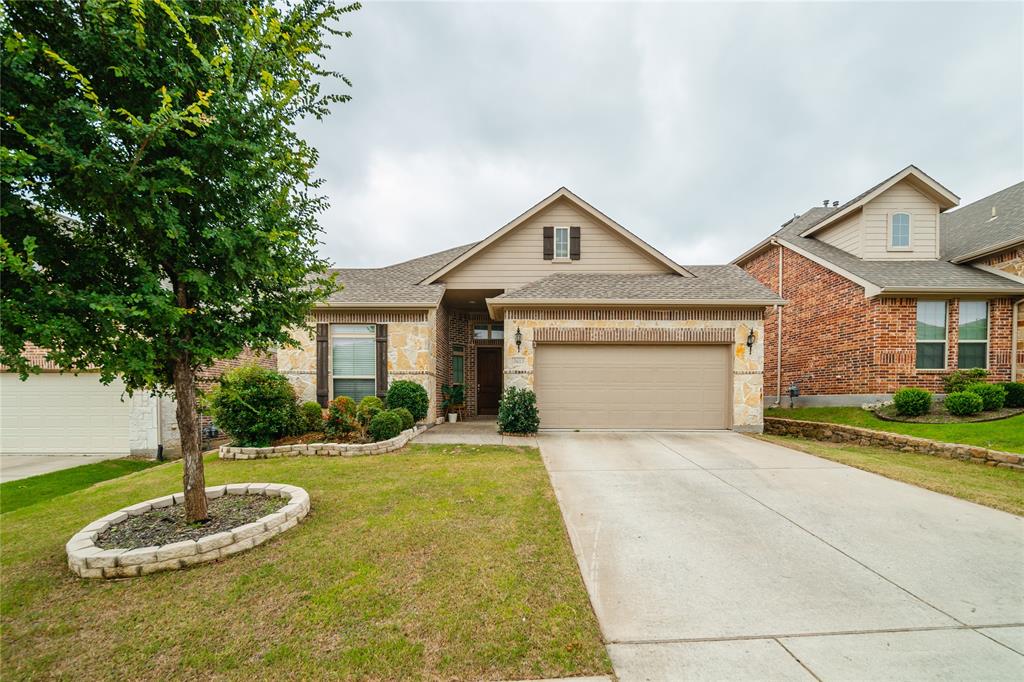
[940,181,1024,261]
[323,243,476,305]
[493,267,784,303]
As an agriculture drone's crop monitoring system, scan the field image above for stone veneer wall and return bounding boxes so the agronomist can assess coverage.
[278,310,440,421]
[501,308,766,431]
[765,417,1023,470]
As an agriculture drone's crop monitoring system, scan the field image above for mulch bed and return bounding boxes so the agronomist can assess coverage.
[95,495,288,550]
[272,431,370,446]
[873,403,1024,424]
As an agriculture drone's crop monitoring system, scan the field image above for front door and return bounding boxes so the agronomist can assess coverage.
[477,347,502,415]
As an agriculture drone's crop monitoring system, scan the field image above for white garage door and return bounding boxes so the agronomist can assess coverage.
[0,373,130,455]
[534,344,731,429]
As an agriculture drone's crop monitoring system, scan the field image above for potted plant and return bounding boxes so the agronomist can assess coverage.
[441,384,465,423]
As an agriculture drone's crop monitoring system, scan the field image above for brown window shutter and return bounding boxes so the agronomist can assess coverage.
[375,324,388,400]
[570,225,581,260]
[315,323,329,407]
[543,226,554,260]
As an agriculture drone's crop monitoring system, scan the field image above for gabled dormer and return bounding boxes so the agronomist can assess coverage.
[802,166,960,261]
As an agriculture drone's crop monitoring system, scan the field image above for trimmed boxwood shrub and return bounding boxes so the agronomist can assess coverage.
[965,382,1006,411]
[324,396,358,437]
[945,391,984,416]
[300,401,324,432]
[368,409,404,442]
[357,395,384,426]
[392,407,415,431]
[386,380,429,421]
[497,386,540,434]
[942,368,988,394]
[1000,381,1024,408]
[892,387,932,416]
[204,364,300,447]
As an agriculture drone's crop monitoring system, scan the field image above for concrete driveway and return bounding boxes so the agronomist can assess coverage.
[0,454,125,482]
[540,431,1024,681]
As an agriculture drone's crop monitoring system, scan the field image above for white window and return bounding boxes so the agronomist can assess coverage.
[915,300,946,369]
[331,324,376,402]
[890,212,911,249]
[554,226,570,259]
[958,301,988,369]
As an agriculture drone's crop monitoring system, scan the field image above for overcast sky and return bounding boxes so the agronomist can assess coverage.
[297,1,1024,269]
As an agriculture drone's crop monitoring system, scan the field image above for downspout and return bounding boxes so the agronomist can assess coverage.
[772,239,783,406]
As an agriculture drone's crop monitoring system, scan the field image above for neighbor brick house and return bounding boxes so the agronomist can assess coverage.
[734,166,1024,405]
[279,188,783,431]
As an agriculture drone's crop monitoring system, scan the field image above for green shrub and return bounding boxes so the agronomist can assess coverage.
[300,401,324,432]
[357,395,384,426]
[497,386,540,434]
[944,391,984,416]
[965,382,1006,411]
[324,396,358,438]
[204,364,300,446]
[1000,382,1024,408]
[368,410,403,442]
[892,387,932,416]
[943,368,988,394]
[392,407,414,431]
[386,380,429,421]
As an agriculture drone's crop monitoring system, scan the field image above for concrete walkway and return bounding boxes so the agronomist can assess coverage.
[0,454,125,482]
[539,431,1024,681]
[414,417,538,447]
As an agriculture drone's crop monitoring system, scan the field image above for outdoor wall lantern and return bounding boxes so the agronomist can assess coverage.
[514,327,523,352]
[746,328,756,353]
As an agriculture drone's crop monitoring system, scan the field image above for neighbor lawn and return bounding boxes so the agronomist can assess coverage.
[760,435,1024,515]
[0,458,160,514]
[1,445,610,681]
[765,407,1024,453]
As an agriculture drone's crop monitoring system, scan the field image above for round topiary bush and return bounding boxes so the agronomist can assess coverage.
[386,380,429,422]
[892,387,932,416]
[391,406,414,431]
[945,391,984,416]
[324,396,358,438]
[497,386,540,434]
[368,409,404,442]
[999,381,1024,408]
[965,382,1006,411]
[300,401,324,432]
[204,365,301,446]
[357,395,384,426]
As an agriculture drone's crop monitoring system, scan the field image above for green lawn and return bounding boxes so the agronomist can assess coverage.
[766,407,1024,453]
[0,445,610,681]
[1,458,160,514]
[760,435,1024,516]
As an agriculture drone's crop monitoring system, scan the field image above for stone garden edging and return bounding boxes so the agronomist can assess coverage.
[66,483,310,579]
[218,426,425,460]
[764,417,1023,470]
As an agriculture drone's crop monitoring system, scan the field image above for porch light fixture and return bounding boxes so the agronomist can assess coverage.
[746,328,755,353]
[514,327,523,351]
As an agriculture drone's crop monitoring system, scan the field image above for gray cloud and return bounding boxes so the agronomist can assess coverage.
[297,1,1023,268]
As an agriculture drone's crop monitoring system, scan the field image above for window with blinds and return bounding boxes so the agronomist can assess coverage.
[915,301,946,370]
[331,324,376,402]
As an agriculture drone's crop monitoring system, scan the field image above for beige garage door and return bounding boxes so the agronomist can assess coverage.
[534,344,730,429]
[0,373,130,455]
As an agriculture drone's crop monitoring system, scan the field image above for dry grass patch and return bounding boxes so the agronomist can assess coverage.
[1,445,610,681]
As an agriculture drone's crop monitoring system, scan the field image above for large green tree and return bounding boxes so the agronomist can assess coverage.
[1,0,357,520]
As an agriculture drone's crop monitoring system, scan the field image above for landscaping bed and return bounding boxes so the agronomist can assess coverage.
[872,402,1024,424]
[95,494,287,549]
[2,446,609,680]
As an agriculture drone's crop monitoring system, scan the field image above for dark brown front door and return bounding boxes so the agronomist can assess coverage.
[477,347,502,415]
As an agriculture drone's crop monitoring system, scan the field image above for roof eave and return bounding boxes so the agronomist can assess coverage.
[875,286,1024,296]
[731,235,777,265]
[949,237,1024,264]
[314,301,439,309]
[487,297,785,317]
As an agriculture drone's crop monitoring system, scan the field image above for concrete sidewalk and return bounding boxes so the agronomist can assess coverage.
[540,431,1024,681]
[414,417,538,447]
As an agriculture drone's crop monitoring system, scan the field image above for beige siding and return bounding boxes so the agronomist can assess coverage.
[817,212,862,256]
[439,198,670,289]
[861,180,940,260]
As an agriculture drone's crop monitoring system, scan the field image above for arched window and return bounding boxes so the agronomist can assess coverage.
[890,212,911,248]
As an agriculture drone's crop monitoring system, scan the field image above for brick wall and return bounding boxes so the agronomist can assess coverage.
[740,244,1017,398]
[980,246,1024,381]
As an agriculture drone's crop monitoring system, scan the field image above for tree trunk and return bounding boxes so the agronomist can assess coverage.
[173,354,208,522]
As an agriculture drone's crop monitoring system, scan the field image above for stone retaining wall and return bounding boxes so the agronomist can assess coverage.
[218,426,423,460]
[764,417,1023,470]
[66,483,310,579]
